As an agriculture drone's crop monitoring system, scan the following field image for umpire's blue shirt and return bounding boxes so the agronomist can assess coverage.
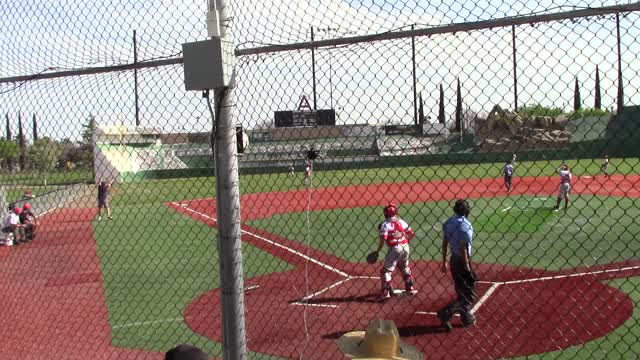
[443,215,474,257]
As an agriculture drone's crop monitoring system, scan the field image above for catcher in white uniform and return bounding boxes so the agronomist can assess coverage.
[369,204,416,301]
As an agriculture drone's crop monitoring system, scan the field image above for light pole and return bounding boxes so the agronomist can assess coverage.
[315,27,340,110]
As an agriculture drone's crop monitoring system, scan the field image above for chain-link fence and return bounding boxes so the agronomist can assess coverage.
[1,0,640,359]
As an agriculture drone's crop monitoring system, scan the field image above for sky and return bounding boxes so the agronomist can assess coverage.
[0,0,638,142]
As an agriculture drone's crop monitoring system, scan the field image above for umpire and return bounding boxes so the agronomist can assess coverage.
[437,199,477,332]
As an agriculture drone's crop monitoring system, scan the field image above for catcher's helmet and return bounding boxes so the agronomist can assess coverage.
[23,203,31,210]
[383,204,398,218]
[453,199,470,217]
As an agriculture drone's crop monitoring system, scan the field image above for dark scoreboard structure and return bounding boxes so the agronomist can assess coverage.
[274,109,336,128]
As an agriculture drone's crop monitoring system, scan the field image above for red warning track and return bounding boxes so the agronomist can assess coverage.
[0,208,161,360]
[169,174,640,359]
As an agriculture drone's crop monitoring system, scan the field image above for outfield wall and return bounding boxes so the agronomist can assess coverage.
[108,107,640,181]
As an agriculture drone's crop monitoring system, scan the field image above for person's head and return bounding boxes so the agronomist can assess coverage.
[13,207,22,215]
[561,164,569,171]
[23,203,31,211]
[506,160,511,165]
[453,199,470,217]
[165,344,208,360]
[383,204,398,219]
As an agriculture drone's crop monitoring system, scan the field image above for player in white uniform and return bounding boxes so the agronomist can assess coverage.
[554,164,572,211]
[1,207,26,246]
[375,204,416,301]
[602,155,610,178]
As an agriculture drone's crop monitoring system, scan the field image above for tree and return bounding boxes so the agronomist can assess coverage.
[455,78,463,132]
[18,112,26,170]
[573,77,581,111]
[418,92,425,126]
[5,113,11,141]
[32,114,38,142]
[5,113,13,170]
[59,139,84,166]
[28,137,64,185]
[80,115,97,166]
[594,65,601,110]
[438,84,445,125]
[0,140,19,168]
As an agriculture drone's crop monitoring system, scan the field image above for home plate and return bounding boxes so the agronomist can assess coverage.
[392,289,418,296]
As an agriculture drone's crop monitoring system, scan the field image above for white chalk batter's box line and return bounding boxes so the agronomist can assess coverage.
[173,203,640,315]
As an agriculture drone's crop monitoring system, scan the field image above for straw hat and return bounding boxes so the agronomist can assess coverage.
[338,319,424,360]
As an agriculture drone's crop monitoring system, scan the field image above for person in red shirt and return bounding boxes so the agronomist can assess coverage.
[374,204,416,301]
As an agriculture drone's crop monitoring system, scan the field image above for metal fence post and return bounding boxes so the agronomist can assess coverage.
[211,0,247,358]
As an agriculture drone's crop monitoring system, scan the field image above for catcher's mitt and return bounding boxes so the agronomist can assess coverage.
[366,251,379,264]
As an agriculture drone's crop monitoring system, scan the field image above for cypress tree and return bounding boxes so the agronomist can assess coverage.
[438,84,445,124]
[6,113,12,170]
[573,77,581,111]
[418,92,425,126]
[32,113,39,141]
[455,78,462,132]
[594,65,601,110]
[18,112,26,170]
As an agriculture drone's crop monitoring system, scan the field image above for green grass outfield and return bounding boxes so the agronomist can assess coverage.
[93,157,640,358]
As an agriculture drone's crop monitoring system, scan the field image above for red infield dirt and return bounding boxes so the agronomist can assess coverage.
[168,174,640,359]
[0,208,162,360]
[0,174,638,359]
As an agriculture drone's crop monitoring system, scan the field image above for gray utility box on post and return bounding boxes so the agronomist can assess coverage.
[182,38,225,91]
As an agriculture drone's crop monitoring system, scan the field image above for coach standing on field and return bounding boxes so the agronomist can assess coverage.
[437,199,477,332]
[97,179,113,221]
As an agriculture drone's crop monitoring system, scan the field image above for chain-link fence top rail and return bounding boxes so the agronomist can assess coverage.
[1,0,640,359]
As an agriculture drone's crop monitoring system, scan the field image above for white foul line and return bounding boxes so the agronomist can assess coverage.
[171,202,350,278]
[471,283,499,314]
[500,265,640,285]
[299,278,353,301]
[291,303,339,308]
[112,317,186,330]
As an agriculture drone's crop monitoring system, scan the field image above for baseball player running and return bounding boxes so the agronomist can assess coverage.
[374,204,416,301]
[554,164,572,211]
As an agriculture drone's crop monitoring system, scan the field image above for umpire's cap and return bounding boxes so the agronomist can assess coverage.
[165,344,209,360]
[453,199,470,217]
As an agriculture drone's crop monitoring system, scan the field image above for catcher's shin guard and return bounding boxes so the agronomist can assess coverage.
[403,274,416,293]
[380,268,392,292]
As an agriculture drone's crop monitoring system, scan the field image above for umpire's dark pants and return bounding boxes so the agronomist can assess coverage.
[440,255,477,321]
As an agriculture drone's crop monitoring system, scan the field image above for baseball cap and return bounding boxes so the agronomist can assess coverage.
[165,344,209,360]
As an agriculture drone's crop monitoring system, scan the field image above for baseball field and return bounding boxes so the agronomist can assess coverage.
[1,157,639,359]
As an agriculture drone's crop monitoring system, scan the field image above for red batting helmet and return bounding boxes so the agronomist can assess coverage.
[23,203,31,210]
[383,204,398,218]
[13,207,22,215]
